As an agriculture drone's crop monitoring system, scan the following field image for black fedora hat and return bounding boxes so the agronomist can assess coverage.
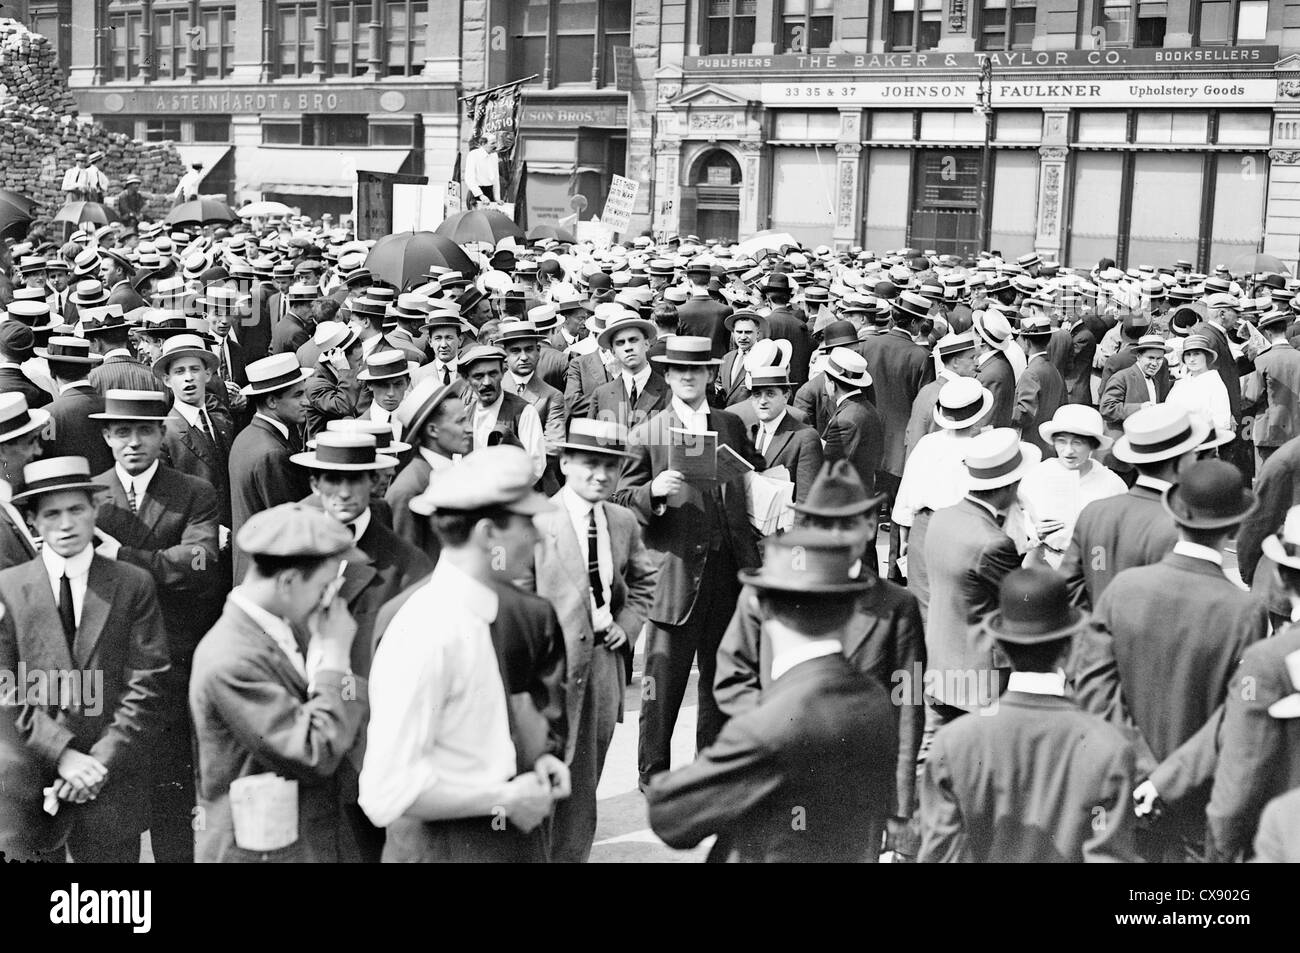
[737,528,872,594]
[791,459,885,518]
[978,568,1086,646]
[818,320,859,351]
[1162,459,1258,531]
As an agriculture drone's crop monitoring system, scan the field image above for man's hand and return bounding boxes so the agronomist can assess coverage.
[1035,519,1066,539]
[501,773,554,833]
[534,754,571,801]
[884,815,919,860]
[1133,780,1159,817]
[650,469,684,501]
[308,593,357,671]
[56,748,108,799]
[604,623,629,651]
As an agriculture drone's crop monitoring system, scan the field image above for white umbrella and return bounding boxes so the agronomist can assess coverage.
[237,201,294,219]
[735,230,799,258]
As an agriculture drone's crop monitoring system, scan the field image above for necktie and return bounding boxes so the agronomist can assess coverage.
[58,573,76,649]
[441,365,451,386]
[126,481,138,513]
[628,379,638,409]
[757,426,769,455]
[199,409,215,442]
[587,508,605,609]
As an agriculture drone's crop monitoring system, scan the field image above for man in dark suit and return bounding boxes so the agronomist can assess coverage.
[973,311,1017,428]
[676,261,732,359]
[1070,459,1269,862]
[1097,313,1151,396]
[0,321,51,408]
[0,394,47,570]
[1238,432,1300,608]
[497,320,567,492]
[647,529,897,862]
[1,456,170,862]
[269,282,318,356]
[715,460,925,859]
[793,321,861,434]
[587,312,669,432]
[388,378,471,561]
[82,304,166,396]
[715,310,764,408]
[757,272,812,385]
[746,364,822,504]
[526,304,571,393]
[1014,316,1067,457]
[228,354,314,581]
[564,346,615,420]
[1062,314,1099,406]
[89,389,220,864]
[1097,334,1173,451]
[190,504,367,863]
[612,336,762,787]
[920,570,1138,863]
[820,347,884,497]
[36,337,113,475]
[1058,405,1203,608]
[305,324,367,438]
[103,250,149,314]
[1243,308,1300,469]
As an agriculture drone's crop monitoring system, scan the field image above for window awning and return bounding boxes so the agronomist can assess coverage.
[175,144,232,184]
[240,148,413,197]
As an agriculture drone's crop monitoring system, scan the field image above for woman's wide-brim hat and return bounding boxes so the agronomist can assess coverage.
[1038,404,1113,453]
[1179,333,1219,365]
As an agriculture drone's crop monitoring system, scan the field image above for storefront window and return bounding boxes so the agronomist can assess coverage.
[278,4,318,77]
[371,123,415,146]
[145,119,182,142]
[385,1,428,76]
[153,7,191,80]
[1209,153,1266,268]
[1075,111,1128,144]
[1068,152,1123,269]
[263,122,301,145]
[1128,153,1202,267]
[30,2,67,67]
[101,118,136,138]
[200,6,236,79]
[989,150,1038,258]
[780,0,833,53]
[769,147,836,248]
[865,150,910,251]
[1217,112,1271,146]
[870,112,915,140]
[888,0,941,53]
[108,9,142,81]
[304,115,370,147]
[705,0,756,55]
[329,1,372,77]
[1096,2,1166,47]
[1134,111,1208,144]
[554,0,596,84]
[979,0,1035,52]
[602,1,632,86]
[194,119,232,142]
[1197,0,1268,45]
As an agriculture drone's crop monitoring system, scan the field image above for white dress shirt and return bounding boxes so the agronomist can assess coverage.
[892,429,973,528]
[345,506,372,542]
[623,364,652,401]
[171,396,219,439]
[42,542,94,629]
[419,447,458,473]
[359,559,516,828]
[671,396,709,434]
[103,348,134,360]
[770,639,843,681]
[1013,458,1127,566]
[465,146,500,198]
[755,410,788,456]
[1134,475,1172,494]
[471,393,547,481]
[561,486,613,634]
[227,589,309,682]
[367,401,402,441]
[1167,371,1233,432]
[254,411,290,441]
[58,380,93,396]
[115,459,160,506]
[508,371,534,397]
[1005,671,1066,696]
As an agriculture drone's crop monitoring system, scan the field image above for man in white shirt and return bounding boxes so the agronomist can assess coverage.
[62,152,87,202]
[411,311,467,388]
[459,344,547,482]
[464,133,500,208]
[172,163,204,204]
[361,446,569,862]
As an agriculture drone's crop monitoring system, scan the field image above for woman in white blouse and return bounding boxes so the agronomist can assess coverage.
[1166,333,1233,433]
[1011,404,1127,568]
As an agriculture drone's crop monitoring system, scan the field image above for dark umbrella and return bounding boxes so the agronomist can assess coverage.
[54,201,119,228]
[527,223,576,243]
[435,208,525,245]
[164,198,238,227]
[0,190,36,241]
[364,231,478,289]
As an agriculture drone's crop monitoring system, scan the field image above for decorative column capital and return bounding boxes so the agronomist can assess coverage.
[835,142,862,157]
[1269,150,1300,165]
[1038,146,1068,160]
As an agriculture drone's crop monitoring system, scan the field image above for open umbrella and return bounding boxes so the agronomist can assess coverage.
[165,198,238,227]
[735,230,799,258]
[236,200,294,219]
[364,231,478,289]
[54,201,119,228]
[436,208,525,245]
[1229,252,1291,277]
[527,223,576,243]
[0,190,36,241]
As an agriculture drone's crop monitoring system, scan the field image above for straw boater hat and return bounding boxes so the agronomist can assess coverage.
[70,279,110,309]
[935,331,978,362]
[961,427,1041,491]
[356,349,414,382]
[1039,404,1112,452]
[35,336,103,366]
[748,364,793,391]
[88,389,171,422]
[598,311,657,349]
[1161,459,1258,531]
[312,320,361,355]
[10,456,108,504]
[652,335,721,367]
[408,445,553,517]
[1111,405,1212,465]
[737,528,872,594]
[0,393,51,444]
[292,431,397,472]
[1133,333,1172,355]
[395,377,463,440]
[555,418,635,459]
[972,311,1014,351]
[317,418,412,456]
[152,333,219,379]
[933,377,993,431]
[493,319,545,347]
[977,568,1087,648]
[10,300,60,334]
[241,353,313,398]
[823,347,872,389]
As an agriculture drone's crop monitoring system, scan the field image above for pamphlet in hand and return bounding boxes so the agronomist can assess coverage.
[716,444,755,483]
[670,427,717,481]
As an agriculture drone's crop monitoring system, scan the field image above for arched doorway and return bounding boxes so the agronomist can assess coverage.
[687,149,741,241]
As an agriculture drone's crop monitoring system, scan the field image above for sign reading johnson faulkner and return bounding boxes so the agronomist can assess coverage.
[759,78,1276,108]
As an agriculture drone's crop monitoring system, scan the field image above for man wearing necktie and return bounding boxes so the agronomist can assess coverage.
[89,389,221,863]
[587,312,670,433]
[0,455,169,862]
[498,321,566,494]
[357,350,412,449]
[410,312,466,391]
[0,394,49,569]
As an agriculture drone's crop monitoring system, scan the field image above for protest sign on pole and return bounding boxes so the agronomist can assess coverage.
[601,174,639,236]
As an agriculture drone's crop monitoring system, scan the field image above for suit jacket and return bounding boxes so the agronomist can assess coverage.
[763,306,813,385]
[754,411,822,504]
[1058,483,1178,609]
[1062,320,1098,406]
[1098,342,1138,396]
[1098,362,1173,440]
[0,366,51,408]
[715,349,752,407]
[530,495,657,761]
[1189,320,1250,421]
[160,403,234,528]
[1253,788,1300,862]
[270,311,313,356]
[587,369,670,432]
[564,350,613,419]
[189,598,366,862]
[714,577,926,818]
[0,553,169,847]
[40,384,114,475]
[89,354,165,396]
[793,371,834,434]
[975,351,1016,428]
[1205,621,1300,861]
[228,415,310,580]
[511,374,566,459]
[0,504,37,571]
[903,372,955,461]
[1243,340,1300,448]
[821,392,885,496]
[1013,354,1067,456]
[647,654,896,862]
[536,342,570,393]
[611,405,762,626]
[923,498,1020,709]
[306,363,369,438]
[919,692,1137,863]
[95,464,222,667]
[1238,435,1300,590]
[675,295,732,359]
[106,280,149,314]
[864,328,935,476]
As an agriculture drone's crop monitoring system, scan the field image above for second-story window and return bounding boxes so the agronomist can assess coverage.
[780,0,833,53]
[1097,1,1167,47]
[1197,0,1268,45]
[153,7,191,79]
[508,0,632,87]
[200,6,236,78]
[278,3,318,77]
[329,1,372,76]
[385,0,429,76]
[108,8,142,80]
[554,0,596,85]
[705,0,756,56]
[979,0,1034,51]
[888,0,942,52]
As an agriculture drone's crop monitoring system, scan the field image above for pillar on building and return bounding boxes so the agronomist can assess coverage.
[834,108,865,250]
[138,0,154,83]
[422,111,461,188]
[68,0,102,88]
[230,113,263,204]
[655,138,681,238]
[367,2,384,79]
[1264,148,1300,276]
[737,139,764,238]
[1034,109,1069,262]
[312,0,329,79]
[232,0,266,82]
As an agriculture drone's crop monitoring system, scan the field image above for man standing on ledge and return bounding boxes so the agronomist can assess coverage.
[465,133,500,209]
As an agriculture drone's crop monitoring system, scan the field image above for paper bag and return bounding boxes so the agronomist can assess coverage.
[229,773,298,851]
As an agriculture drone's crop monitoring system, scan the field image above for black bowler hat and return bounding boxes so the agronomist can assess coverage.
[978,568,1086,646]
[1162,459,1259,531]
[818,320,859,351]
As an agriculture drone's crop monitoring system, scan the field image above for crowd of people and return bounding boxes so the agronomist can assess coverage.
[1,214,1299,864]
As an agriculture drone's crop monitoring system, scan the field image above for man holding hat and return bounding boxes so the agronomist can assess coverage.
[228,354,314,581]
[904,331,979,459]
[587,310,668,432]
[612,335,763,786]
[305,321,367,438]
[270,282,319,356]
[647,528,897,862]
[529,418,658,863]
[0,456,170,861]
[1013,315,1067,458]
[0,394,49,569]
[36,336,113,475]
[387,378,471,560]
[919,569,1137,863]
[820,347,884,499]
[88,389,221,863]
[1071,459,1269,862]
[361,446,570,862]
[1242,308,1300,468]
[190,502,368,862]
[459,344,547,482]
[0,322,52,408]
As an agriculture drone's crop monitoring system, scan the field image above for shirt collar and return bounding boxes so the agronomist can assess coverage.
[560,484,596,521]
[58,380,92,395]
[474,392,503,415]
[1134,475,1172,493]
[770,639,842,681]
[1173,539,1223,566]
[42,541,94,581]
[0,362,21,370]
[965,494,1005,522]
[104,348,133,360]
[431,559,498,624]
[835,389,861,406]
[115,459,160,498]
[762,409,788,435]
[509,371,534,389]
[671,396,708,421]
[227,589,305,674]
[255,412,290,440]
[172,398,203,424]
[419,446,457,471]
[344,506,372,541]
[624,364,653,389]
[1006,671,1066,696]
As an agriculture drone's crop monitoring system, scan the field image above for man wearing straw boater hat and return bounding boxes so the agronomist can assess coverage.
[356,349,414,446]
[820,346,884,499]
[1070,459,1268,863]
[530,418,657,863]
[587,309,668,432]
[647,527,896,862]
[495,319,567,492]
[228,353,314,581]
[904,331,979,459]
[919,569,1138,863]
[1097,333,1174,456]
[743,358,822,504]
[0,394,50,569]
[972,309,1017,428]
[269,281,320,357]
[87,389,220,864]
[0,455,170,862]
[35,336,113,475]
[386,377,471,560]
[611,335,763,788]
[1013,314,1067,458]
[190,502,367,863]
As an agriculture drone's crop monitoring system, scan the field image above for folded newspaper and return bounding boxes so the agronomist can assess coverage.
[745,465,795,536]
[229,773,299,851]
